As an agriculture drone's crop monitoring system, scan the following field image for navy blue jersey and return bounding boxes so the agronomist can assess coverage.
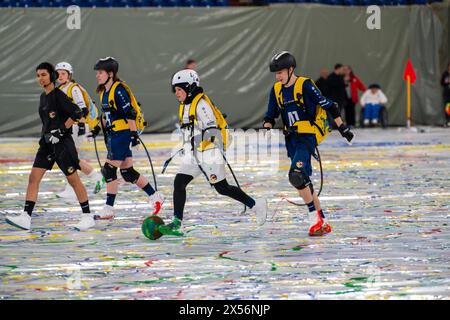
[101,84,133,129]
[265,78,335,128]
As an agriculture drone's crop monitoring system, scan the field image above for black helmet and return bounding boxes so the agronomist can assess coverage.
[269,51,296,72]
[94,56,119,74]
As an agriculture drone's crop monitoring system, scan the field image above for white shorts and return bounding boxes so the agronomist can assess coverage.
[177,146,226,184]
[71,123,88,149]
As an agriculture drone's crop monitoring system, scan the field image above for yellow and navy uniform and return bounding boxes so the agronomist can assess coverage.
[100,83,136,161]
[264,77,335,176]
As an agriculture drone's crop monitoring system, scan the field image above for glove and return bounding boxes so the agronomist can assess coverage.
[130,131,140,147]
[48,128,66,144]
[263,117,275,130]
[338,124,354,144]
[88,125,101,139]
[78,123,86,136]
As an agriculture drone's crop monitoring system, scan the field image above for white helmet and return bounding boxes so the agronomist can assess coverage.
[171,69,200,93]
[55,62,73,75]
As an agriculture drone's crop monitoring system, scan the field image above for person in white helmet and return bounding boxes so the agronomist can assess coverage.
[55,62,104,198]
[158,69,267,236]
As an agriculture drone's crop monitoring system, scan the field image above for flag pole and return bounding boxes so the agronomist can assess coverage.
[407,75,411,128]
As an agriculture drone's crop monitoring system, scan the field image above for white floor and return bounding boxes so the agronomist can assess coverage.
[0,127,449,299]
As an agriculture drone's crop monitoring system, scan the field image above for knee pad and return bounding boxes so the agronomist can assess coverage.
[174,174,194,191]
[102,163,117,183]
[213,179,230,195]
[288,168,311,190]
[120,167,140,184]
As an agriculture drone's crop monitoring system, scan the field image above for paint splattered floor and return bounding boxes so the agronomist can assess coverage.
[0,128,449,299]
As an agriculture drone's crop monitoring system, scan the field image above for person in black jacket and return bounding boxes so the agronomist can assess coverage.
[5,62,95,231]
[315,68,330,98]
[326,64,347,123]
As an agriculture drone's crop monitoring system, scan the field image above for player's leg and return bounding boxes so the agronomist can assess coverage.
[6,144,53,230]
[55,138,95,230]
[95,132,127,220]
[119,156,164,215]
[6,167,47,230]
[290,139,331,236]
[202,147,268,225]
[79,159,104,194]
[66,171,95,231]
[95,159,121,220]
[159,173,194,236]
[159,149,200,236]
[57,124,81,199]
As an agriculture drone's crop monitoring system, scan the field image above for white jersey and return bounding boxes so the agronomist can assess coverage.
[59,82,88,149]
[177,98,225,183]
[360,89,388,106]
[59,82,87,110]
[180,98,217,146]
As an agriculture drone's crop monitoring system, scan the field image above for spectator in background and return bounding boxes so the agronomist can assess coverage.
[360,84,388,127]
[344,65,366,128]
[185,59,197,70]
[315,68,330,97]
[440,63,450,126]
[326,64,347,128]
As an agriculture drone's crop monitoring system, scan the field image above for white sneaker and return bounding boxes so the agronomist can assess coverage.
[252,198,267,226]
[93,205,116,220]
[363,119,370,126]
[149,191,165,215]
[371,119,378,125]
[73,215,96,231]
[56,184,77,200]
[6,212,31,230]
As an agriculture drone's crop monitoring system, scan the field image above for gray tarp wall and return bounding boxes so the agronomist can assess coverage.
[0,4,448,136]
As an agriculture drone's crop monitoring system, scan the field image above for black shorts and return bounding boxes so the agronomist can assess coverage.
[33,136,80,176]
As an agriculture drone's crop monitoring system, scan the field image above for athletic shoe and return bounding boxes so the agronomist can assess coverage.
[371,119,378,125]
[308,211,332,236]
[364,119,370,126]
[158,217,183,236]
[56,184,77,200]
[253,198,268,226]
[5,212,31,230]
[73,215,96,231]
[149,191,164,215]
[93,205,116,220]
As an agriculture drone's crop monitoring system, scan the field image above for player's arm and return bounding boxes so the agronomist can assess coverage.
[70,86,89,136]
[194,100,220,147]
[59,90,83,130]
[304,79,354,143]
[115,85,139,145]
[263,88,280,129]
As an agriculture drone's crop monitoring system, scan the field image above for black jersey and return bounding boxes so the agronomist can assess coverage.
[38,87,82,137]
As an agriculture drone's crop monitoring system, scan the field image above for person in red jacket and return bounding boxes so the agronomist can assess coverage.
[344,66,366,127]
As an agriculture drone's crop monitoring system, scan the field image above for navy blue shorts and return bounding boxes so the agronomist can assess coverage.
[286,134,317,177]
[106,130,132,161]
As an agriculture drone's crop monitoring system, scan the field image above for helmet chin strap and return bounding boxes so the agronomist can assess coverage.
[102,75,112,87]
[283,68,294,86]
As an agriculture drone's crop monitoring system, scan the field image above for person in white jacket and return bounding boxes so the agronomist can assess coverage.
[158,69,267,236]
[360,84,388,126]
[55,62,104,198]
